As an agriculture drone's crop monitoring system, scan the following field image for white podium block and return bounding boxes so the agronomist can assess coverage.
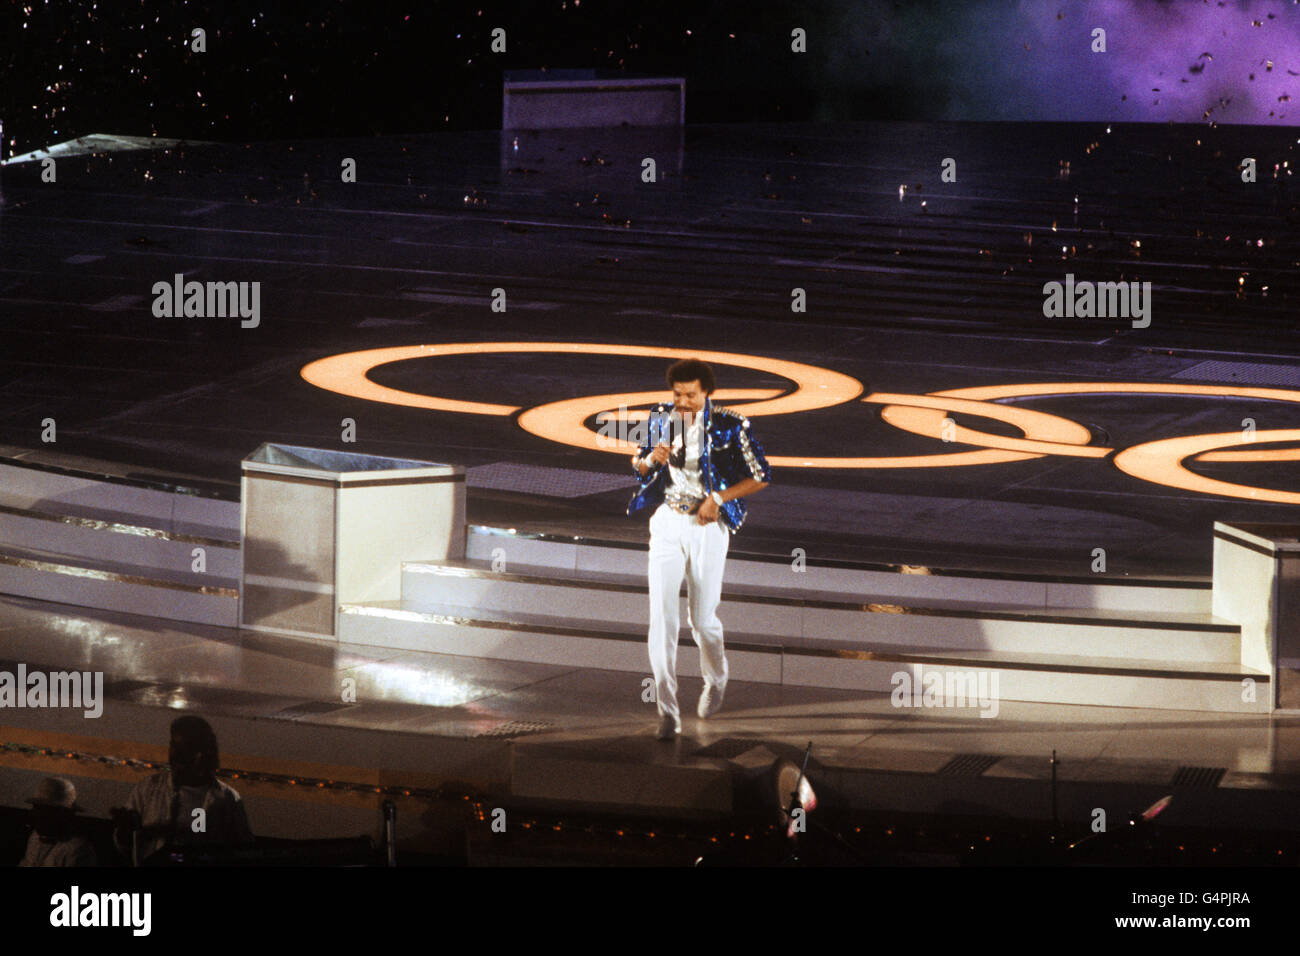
[240,444,465,639]
[1213,522,1300,710]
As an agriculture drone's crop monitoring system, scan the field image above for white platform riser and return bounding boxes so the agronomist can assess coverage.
[0,464,239,538]
[466,534,1210,614]
[0,513,240,578]
[0,562,237,627]
[781,657,1268,715]
[337,612,1267,714]
[401,571,1240,664]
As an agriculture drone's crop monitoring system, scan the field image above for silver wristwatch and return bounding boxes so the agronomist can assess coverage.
[710,491,724,506]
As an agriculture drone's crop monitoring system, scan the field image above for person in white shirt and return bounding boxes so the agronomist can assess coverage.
[630,359,772,739]
[112,715,253,864]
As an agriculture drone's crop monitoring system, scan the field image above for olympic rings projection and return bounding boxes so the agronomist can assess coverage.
[300,343,1300,504]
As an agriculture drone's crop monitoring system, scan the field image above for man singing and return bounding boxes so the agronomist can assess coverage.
[628,359,772,739]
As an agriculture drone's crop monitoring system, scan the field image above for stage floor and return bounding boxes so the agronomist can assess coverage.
[4,120,1300,575]
[2,592,1299,839]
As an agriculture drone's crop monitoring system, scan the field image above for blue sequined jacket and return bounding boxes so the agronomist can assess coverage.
[626,397,772,533]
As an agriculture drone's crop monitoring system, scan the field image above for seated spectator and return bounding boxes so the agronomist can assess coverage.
[18,777,97,867]
[113,715,253,864]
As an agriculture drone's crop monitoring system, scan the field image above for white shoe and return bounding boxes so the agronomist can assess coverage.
[656,713,681,740]
[697,684,726,719]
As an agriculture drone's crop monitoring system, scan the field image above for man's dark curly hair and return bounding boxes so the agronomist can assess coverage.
[666,358,715,394]
[171,715,220,779]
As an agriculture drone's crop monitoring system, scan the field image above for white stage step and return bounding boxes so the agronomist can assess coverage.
[0,544,238,627]
[466,526,1211,615]
[0,468,1262,713]
[0,461,238,539]
[337,603,1268,714]
[0,501,240,579]
[401,560,1240,665]
[0,460,240,627]
[329,526,1266,714]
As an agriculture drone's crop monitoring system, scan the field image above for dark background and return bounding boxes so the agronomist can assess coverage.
[3,0,1298,156]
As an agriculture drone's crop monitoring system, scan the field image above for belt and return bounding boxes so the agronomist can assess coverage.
[664,495,705,515]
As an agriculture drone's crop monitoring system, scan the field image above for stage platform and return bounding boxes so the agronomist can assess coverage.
[1,589,1298,849]
[3,120,1300,852]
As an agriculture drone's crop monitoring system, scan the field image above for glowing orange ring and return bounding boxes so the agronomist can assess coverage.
[871,392,1109,459]
[516,389,784,454]
[1115,429,1300,504]
[940,382,1300,503]
[299,343,864,418]
[517,388,1100,467]
[301,350,1300,502]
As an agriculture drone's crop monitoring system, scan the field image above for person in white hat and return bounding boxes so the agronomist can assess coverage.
[18,777,97,867]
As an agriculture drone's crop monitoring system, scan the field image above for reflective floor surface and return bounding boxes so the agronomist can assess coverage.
[2,593,1298,837]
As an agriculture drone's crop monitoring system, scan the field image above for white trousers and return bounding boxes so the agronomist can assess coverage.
[647,503,730,722]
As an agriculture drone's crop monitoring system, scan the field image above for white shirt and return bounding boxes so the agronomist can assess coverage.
[666,412,706,499]
[20,831,97,867]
